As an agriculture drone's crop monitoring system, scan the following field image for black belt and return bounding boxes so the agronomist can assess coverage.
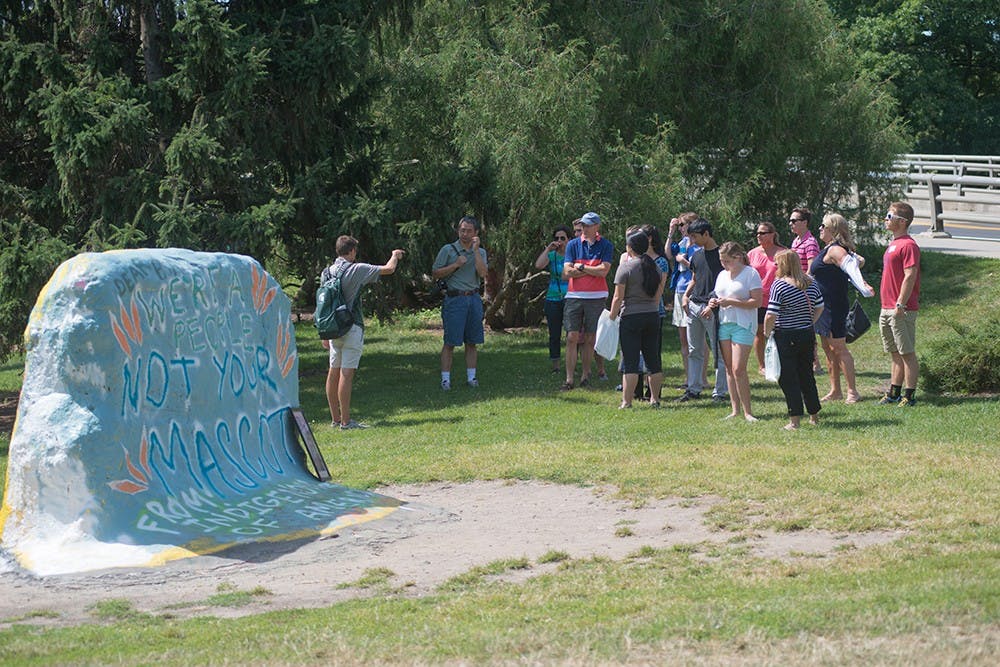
[447,290,477,297]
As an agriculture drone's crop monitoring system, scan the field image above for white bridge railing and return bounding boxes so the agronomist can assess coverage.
[890,154,1000,237]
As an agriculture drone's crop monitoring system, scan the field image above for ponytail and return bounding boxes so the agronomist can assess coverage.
[640,254,660,297]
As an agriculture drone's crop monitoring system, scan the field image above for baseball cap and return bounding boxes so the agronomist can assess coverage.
[580,212,600,226]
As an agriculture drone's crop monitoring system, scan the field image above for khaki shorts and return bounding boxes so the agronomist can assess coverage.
[879,309,917,355]
[328,324,365,369]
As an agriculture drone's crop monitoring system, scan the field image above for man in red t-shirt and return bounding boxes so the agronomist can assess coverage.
[878,202,921,407]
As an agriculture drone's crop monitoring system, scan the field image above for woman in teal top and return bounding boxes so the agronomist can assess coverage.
[534,225,572,372]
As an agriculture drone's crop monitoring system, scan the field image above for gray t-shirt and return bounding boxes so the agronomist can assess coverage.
[322,258,381,327]
[613,256,661,316]
[432,241,487,292]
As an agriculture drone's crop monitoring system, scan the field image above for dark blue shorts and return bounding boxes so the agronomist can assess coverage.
[815,306,847,339]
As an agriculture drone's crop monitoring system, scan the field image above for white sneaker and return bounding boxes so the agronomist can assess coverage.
[467,378,479,388]
[441,379,451,391]
[340,419,369,430]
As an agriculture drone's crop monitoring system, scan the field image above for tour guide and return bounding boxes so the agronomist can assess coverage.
[432,215,488,391]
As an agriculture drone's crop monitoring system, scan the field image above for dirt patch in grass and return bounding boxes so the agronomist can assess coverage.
[0,480,902,628]
[0,390,16,436]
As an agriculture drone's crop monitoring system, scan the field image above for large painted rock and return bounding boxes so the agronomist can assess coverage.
[0,249,399,575]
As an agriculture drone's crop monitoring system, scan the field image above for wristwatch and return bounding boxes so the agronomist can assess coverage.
[895,303,905,310]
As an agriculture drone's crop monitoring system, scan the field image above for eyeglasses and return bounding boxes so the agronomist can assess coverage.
[789,218,804,224]
[885,213,903,222]
[756,231,773,236]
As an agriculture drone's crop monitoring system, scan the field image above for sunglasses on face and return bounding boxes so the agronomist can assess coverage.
[756,231,773,236]
[885,213,903,222]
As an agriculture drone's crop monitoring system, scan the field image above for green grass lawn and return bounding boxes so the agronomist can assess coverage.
[0,251,998,665]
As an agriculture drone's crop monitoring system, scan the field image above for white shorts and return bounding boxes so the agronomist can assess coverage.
[328,324,364,369]
[672,292,691,327]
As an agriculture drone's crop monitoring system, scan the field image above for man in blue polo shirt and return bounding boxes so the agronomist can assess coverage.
[560,211,614,390]
[432,215,489,390]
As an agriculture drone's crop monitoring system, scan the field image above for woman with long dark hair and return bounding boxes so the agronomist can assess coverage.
[609,230,664,408]
[534,224,572,373]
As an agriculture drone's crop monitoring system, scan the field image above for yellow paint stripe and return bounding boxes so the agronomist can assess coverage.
[914,219,1000,232]
[140,505,401,567]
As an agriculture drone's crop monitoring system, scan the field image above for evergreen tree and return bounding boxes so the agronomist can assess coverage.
[0,1,410,359]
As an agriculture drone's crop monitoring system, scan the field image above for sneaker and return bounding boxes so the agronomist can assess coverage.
[878,393,900,405]
[597,372,609,382]
[441,379,451,391]
[711,394,728,404]
[674,390,702,403]
[898,396,916,407]
[340,419,369,430]
[467,378,479,388]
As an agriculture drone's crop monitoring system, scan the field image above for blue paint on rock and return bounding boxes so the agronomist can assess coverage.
[0,249,400,575]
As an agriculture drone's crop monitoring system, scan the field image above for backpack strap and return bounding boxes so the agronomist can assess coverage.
[334,261,365,324]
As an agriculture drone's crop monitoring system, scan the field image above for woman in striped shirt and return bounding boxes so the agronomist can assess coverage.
[763,251,825,430]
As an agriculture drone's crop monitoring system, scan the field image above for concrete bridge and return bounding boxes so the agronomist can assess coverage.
[893,154,1000,247]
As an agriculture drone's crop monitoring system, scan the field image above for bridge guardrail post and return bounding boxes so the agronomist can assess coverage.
[927,176,951,238]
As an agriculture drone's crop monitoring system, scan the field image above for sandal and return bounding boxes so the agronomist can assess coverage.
[845,391,860,404]
[559,382,574,391]
[618,402,632,409]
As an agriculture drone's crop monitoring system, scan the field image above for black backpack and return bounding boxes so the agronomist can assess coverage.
[314,264,356,339]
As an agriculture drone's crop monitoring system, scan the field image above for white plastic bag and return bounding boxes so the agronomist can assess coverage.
[764,335,780,382]
[594,309,620,361]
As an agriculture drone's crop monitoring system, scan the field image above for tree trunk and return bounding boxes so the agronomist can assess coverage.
[140,1,163,85]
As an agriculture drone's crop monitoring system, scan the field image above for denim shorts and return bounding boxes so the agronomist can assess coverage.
[442,294,485,346]
[719,321,755,346]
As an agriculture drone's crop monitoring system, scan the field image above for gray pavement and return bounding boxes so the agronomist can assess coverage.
[911,233,1000,259]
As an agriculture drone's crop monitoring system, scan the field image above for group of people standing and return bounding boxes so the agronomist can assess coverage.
[535,202,922,430]
[316,201,921,432]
